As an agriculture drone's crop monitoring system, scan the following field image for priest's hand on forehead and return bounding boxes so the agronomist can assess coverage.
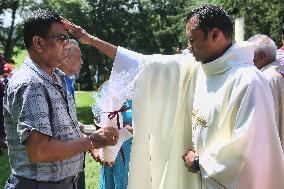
[61,17,93,45]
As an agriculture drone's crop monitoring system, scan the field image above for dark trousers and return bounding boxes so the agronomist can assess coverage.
[4,174,77,189]
[77,152,86,189]
[77,171,85,189]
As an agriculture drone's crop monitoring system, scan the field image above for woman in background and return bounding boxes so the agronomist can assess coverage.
[92,100,133,189]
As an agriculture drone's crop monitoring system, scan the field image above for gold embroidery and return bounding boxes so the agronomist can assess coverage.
[192,109,208,128]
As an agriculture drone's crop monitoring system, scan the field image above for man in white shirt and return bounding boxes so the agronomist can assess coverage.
[248,34,284,152]
[62,4,284,189]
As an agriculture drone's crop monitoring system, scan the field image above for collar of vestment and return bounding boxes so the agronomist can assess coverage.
[23,56,65,85]
[261,60,284,76]
[261,61,280,72]
[200,41,255,76]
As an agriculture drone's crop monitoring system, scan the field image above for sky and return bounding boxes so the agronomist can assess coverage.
[0,10,22,28]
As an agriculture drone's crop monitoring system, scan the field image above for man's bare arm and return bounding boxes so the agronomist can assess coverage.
[26,127,118,163]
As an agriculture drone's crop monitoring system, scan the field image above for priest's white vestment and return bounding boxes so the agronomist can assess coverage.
[110,41,284,189]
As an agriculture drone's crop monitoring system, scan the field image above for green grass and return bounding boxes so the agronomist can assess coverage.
[13,49,28,68]
[75,91,101,189]
[0,149,10,189]
[75,91,96,124]
[0,91,101,189]
[85,153,101,189]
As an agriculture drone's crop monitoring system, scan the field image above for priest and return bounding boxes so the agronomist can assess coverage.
[62,4,284,189]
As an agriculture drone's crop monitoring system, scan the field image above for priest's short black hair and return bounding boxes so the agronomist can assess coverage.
[185,4,233,40]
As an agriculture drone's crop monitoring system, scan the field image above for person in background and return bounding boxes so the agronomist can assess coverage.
[92,100,133,189]
[58,39,82,98]
[276,18,284,65]
[0,54,8,154]
[58,39,85,189]
[248,34,284,152]
[4,9,118,189]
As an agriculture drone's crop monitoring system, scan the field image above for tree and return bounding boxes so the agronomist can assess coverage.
[211,0,284,46]
[0,0,33,62]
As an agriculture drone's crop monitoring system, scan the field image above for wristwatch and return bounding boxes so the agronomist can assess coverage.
[192,156,200,172]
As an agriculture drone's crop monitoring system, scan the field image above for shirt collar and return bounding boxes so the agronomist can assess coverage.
[261,60,284,75]
[23,56,64,84]
[200,41,255,76]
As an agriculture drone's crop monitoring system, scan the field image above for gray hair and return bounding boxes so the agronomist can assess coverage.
[247,34,277,62]
[68,39,79,46]
[66,39,79,57]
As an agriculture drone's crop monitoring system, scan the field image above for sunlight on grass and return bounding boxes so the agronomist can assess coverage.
[75,91,96,124]
[76,91,101,188]
[85,153,101,189]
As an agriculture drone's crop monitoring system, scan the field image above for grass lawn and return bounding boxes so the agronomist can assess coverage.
[0,149,10,189]
[0,91,101,189]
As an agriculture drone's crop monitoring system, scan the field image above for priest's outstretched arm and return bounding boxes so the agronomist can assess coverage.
[61,18,118,60]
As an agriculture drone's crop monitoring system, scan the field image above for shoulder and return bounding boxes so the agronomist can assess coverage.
[262,65,284,81]
[7,68,47,97]
[233,64,266,83]
[229,64,270,95]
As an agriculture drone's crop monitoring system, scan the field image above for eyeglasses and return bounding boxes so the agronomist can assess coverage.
[45,34,69,42]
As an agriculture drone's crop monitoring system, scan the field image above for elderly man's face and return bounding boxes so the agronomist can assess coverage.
[60,45,83,75]
[68,46,83,75]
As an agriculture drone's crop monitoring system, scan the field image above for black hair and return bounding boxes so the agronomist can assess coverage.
[23,9,61,49]
[185,4,233,40]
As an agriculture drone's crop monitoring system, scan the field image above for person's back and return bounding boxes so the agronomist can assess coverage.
[248,34,284,152]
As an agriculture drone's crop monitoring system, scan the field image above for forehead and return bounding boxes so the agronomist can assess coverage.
[66,45,81,57]
[49,22,67,35]
[186,17,199,34]
[73,46,81,55]
[186,17,204,37]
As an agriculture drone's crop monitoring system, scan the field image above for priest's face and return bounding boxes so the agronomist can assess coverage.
[186,17,215,63]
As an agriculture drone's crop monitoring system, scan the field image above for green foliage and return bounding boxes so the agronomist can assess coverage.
[0,149,10,189]
[12,47,27,68]
[1,0,284,88]
[210,0,284,46]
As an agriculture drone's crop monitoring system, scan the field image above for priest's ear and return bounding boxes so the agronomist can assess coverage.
[211,28,221,42]
[31,36,45,52]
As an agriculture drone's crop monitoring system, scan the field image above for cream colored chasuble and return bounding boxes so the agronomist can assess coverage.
[261,61,284,152]
[111,42,284,189]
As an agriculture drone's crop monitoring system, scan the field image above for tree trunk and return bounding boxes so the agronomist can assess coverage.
[3,0,19,62]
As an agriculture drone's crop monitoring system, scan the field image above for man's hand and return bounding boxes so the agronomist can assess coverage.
[61,18,93,45]
[89,127,119,149]
[61,17,117,60]
[89,148,115,167]
[182,149,199,173]
[89,148,105,165]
